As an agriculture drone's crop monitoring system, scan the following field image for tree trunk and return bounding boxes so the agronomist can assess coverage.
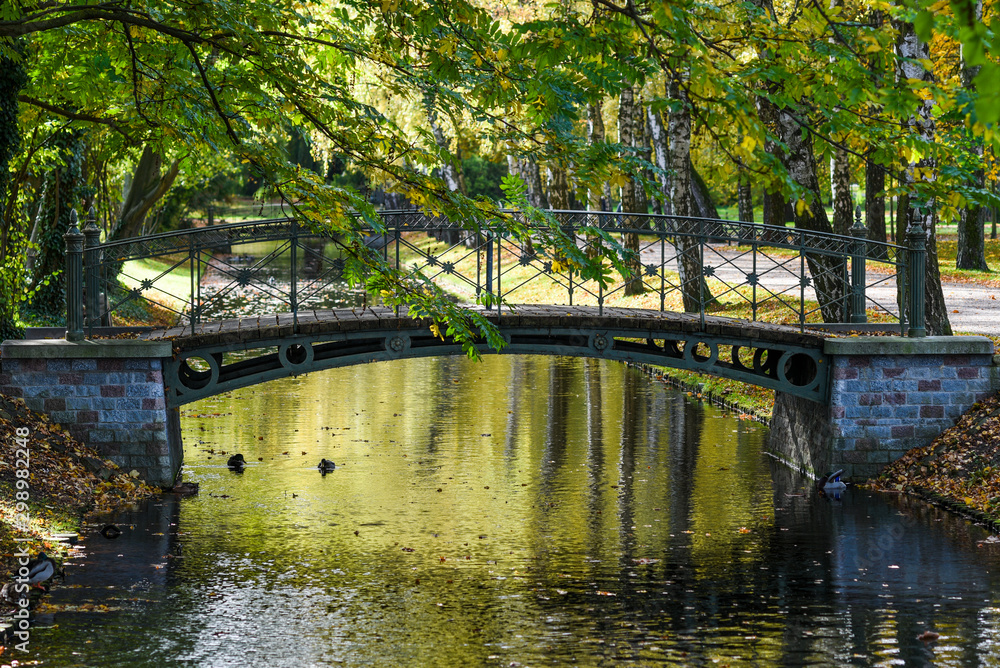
[523,158,549,209]
[956,0,989,271]
[755,98,788,232]
[548,166,570,210]
[0,47,27,339]
[865,157,887,244]
[737,168,754,223]
[648,105,670,214]
[618,86,643,296]
[775,108,847,323]
[668,79,715,312]
[586,102,607,258]
[427,108,461,244]
[895,19,951,335]
[831,146,852,235]
[108,145,180,242]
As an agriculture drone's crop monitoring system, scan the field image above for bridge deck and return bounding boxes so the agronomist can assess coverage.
[142,305,828,350]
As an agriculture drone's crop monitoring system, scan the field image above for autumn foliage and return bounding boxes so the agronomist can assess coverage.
[870,391,1000,526]
[0,393,156,580]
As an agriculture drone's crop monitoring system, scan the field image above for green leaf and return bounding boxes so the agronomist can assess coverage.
[973,63,1000,125]
[914,11,935,42]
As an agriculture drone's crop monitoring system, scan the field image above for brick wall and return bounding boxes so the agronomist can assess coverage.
[771,336,999,480]
[0,340,180,487]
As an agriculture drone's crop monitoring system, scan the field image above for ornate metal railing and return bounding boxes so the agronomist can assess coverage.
[61,206,926,340]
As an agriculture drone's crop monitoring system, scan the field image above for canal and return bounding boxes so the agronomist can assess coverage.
[21,355,1000,666]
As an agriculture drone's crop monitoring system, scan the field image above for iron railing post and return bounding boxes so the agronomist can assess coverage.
[64,209,85,342]
[83,206,101,335]
[476,217,482,303]
[907,211,927,337]
[485,228,493,310]
[394,223,401,317]
[290,217,298,330]
[850,205,868,323]
[189,241,198,333]
[698,217,706,331]
[659,217,665,312]
[799,230,806,331]
[496,229,502,323]
[751,226,758,322]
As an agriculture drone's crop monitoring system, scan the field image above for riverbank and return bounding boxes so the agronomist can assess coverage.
[0,393,157,589]
[868,390,1000,533]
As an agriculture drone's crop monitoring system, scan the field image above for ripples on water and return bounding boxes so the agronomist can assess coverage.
[24,356,1000,667]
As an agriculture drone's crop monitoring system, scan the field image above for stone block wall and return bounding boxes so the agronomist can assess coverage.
[770,336,999,480]
[0,340,180,487]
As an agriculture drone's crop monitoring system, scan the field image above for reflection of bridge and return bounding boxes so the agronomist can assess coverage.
[2,209,996,486]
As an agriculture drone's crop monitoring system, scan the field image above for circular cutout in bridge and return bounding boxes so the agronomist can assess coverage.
[178,355,215,391]
[691,341,712,363]
[285,344,309,365]
[682,340,717,366]
[781,353,819,387]
[279,342,314,369]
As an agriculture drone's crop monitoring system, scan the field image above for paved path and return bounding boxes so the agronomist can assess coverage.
[637,241,1000,336]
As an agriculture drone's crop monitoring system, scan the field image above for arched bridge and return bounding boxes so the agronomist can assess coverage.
[57,206,927,408]
[5,206,983,487]
[147,304,830,407]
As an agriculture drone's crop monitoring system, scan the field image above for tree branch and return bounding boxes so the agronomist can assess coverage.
[184,41,241,146]
[17,94,134,140]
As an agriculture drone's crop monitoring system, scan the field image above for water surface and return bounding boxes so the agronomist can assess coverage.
[23,356,1000,667]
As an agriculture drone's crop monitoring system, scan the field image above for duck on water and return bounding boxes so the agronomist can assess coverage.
[817,469,848,497]
[1,552,58,602]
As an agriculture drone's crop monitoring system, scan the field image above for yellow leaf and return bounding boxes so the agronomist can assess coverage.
[740,135,757,152]
[437,35,458,57]
[609,171,629,190]
[795,199,809,216]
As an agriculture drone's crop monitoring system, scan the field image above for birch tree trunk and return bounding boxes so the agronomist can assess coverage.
[619,86,643,296]
[648,105,671,214]
[895,18,952,334]
[548,166,570,210]
[829,0,853,237]
[668,78,715,312]
[737,168,754,223]
[586,102,608,258]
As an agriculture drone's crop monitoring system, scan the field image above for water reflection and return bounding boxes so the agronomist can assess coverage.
[22,356,1000,667]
